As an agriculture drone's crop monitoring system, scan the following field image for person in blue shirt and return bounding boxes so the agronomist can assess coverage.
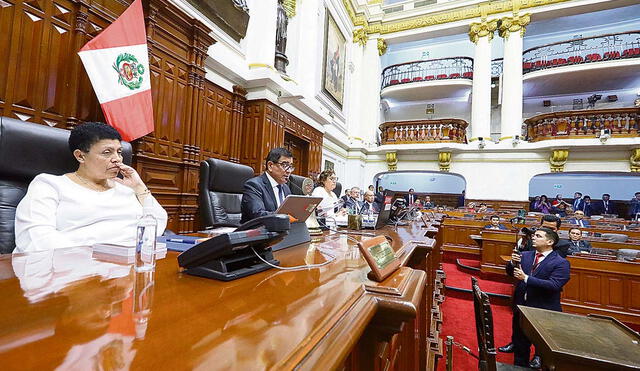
[484,215,508,230]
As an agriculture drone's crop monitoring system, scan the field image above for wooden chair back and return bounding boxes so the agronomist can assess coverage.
[472,276,498,371]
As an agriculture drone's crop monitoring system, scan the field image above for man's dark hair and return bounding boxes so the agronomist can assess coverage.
[68,122,122,153]
[490,215,500,220]
[541,214,561,229]
[568,227,582,234]
[409,188,414,192]
[265,147,292,167]
[575,192,583,197]
[583,195,591,200]
[602,193,610,198]
[635,192,640,196]
[538,227,559,246]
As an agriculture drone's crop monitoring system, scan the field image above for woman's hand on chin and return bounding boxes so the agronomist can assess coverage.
[113,164,146,193]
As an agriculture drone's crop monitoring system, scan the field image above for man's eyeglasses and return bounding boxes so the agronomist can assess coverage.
[274,162,295,171]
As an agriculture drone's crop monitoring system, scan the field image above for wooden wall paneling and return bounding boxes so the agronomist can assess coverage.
[1,0,79,127]
[229,85,247,163]
[200,80,233,162]
[241,101,265,172]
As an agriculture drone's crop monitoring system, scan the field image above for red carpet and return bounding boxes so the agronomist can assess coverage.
[443,262,513,296]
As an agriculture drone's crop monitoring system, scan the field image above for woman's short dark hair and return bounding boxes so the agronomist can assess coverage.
[317,169,335,185]
[69,122,122,153]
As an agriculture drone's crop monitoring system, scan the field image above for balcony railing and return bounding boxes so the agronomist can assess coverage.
[379,119,468,144]
[524,108,640,142]
[523,31,640,73]
[381,57,474,89]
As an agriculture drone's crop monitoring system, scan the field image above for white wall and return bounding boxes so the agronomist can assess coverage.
[385,100,471,122]
[376,171,466,193]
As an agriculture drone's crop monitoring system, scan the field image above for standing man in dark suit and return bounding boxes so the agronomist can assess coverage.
[571,192,583,212]
[240,148,293,223]
[404,188,416,205]
[506,227,570,368]
[594,193,616,215]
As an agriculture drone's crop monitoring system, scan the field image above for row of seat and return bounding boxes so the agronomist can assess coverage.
[388,71,473,85]
[386,47,640,87]
[524,48,640,70]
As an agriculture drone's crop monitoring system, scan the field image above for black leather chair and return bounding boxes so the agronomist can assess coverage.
[198,158,255,229]
[288,174,311,195]
[0,117,132,254]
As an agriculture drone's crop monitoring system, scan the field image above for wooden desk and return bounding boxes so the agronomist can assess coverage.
[476,230,517,275]
[562,255,640,325]
[0,224,442,370]
[519,306,640,370]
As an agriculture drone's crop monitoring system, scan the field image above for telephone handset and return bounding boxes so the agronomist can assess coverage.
[177,214,291,281]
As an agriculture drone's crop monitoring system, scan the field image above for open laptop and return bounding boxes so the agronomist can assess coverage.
[275,195,324,222]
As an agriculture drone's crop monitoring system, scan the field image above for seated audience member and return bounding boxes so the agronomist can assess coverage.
[504,227,570,368]
[477,203,489,213]
[571,192,584,211]
[466,202,477,213]
[594,193,616,215]
[530,195,540,211]
[484,215,508,230]
[566,227,592,255]
[311,170,344,218]
[533,194,552,214]
[568,210,590,228]
[404,188,417,205]
[436,206,445,213]
[552,201,569,217]
[581,195,595,217]
[422,195,434,209]
[360,190,379,214]
[344,187,362,213]
[14,122,168,253]
[367,185,374,192]
[457,190,465,208]
[240,147,293,223]
[629,192,640,219]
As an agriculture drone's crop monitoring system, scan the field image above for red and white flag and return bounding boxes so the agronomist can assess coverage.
[78,0,153,141]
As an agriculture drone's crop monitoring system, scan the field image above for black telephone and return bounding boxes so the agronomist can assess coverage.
[177,214,290,281]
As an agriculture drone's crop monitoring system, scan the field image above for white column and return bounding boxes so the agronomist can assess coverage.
[499,14,530,140]
[360,37,382,145]
[470,35,492,139]
[500,31,524,139]
[245,0,278,67]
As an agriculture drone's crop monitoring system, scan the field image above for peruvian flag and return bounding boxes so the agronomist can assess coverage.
[78,0,153,141]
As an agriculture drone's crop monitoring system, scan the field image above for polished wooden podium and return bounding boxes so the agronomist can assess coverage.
[0,223,444,370]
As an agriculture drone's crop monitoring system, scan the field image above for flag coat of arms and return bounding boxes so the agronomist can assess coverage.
[78,0,153,141]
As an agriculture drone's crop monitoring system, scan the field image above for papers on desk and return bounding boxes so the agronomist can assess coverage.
[92,241,168,263]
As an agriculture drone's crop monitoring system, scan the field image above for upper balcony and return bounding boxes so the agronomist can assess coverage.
[380,57,473,102]
[522,31,640,97]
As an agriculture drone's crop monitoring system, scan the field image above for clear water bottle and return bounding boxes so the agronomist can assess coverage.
[135,198,157,272]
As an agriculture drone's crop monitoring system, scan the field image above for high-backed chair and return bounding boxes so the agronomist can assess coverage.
[0,117,132,254]
[198,158,254,229]
[472,277,528,371]
[288,174,310,195]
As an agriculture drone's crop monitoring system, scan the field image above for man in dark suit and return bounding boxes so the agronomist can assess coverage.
[594,193,616,215]
[344,187,362,213]
[568,210,591,228]
[566,227,592,255]
[581,195,595,217]
[506,227,570,368]
[360,190,379,214]
[484,215,508,230]
[571,192,583,212]
[240,148,293,223]
[629,192,640,220]
[404,188,416,205]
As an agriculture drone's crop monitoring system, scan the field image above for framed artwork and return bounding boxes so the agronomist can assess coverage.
[322,10,346,108]
[324,159,334,171]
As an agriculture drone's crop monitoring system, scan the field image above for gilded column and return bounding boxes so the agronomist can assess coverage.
[498,11,530,141]
[469,18,497,140]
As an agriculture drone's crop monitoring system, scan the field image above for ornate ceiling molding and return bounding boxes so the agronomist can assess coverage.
[498,13,531,39]
[342,0,571,36]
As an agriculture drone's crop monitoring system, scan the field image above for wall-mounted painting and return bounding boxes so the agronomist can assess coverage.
[324,159,335,172]
[322,10,346,109]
